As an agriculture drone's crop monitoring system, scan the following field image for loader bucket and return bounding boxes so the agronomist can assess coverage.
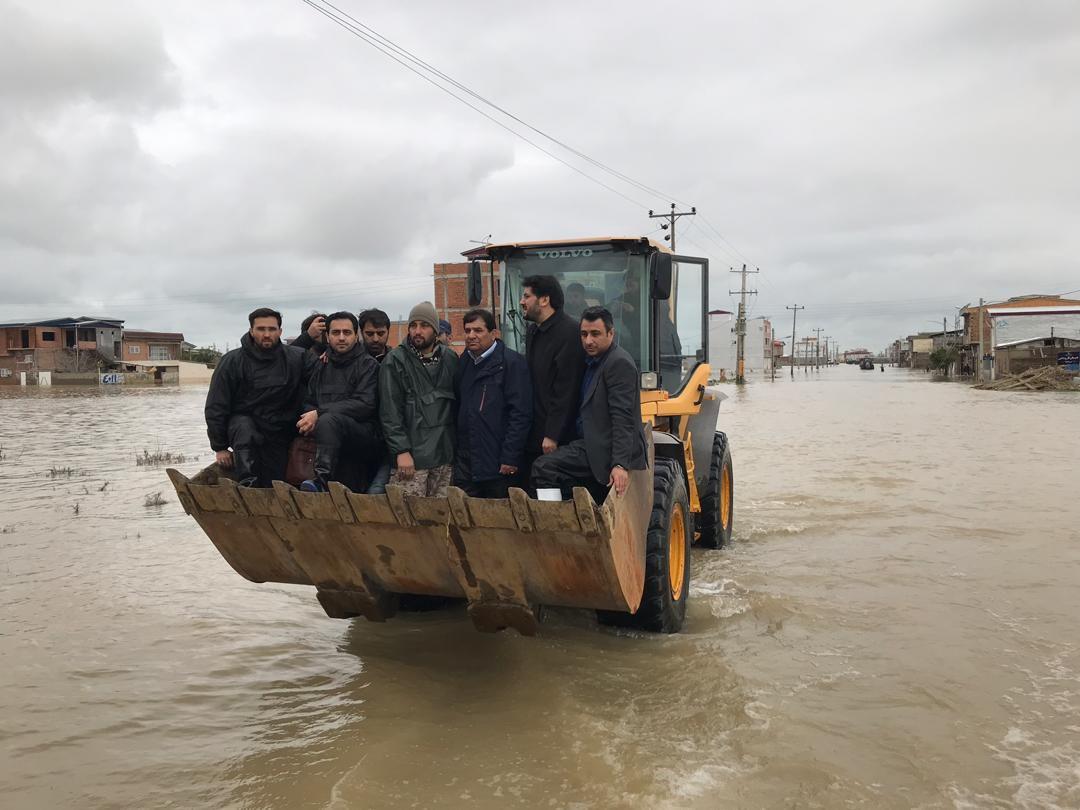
[167,462,652,636]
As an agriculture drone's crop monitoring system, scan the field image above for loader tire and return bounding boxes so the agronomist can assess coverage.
[598,458,691,633]
[696,431,733,549]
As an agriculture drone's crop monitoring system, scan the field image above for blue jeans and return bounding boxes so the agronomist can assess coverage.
[366,461,391,494]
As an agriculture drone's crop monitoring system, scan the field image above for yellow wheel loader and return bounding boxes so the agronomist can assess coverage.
[169,236,733,635]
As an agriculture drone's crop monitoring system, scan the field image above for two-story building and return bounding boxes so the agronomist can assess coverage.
[0,317,124,380]
[961,295,1080,380]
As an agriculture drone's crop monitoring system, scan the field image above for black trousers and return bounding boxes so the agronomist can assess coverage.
[454,451,523,499]
[314,413,379,490]
[530,439,607,502]
[227,414,293,488]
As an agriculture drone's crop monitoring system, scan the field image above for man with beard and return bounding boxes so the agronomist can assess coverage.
[357,308,392,492]
[379,301,459,497]
[453,308,532,498]
[205,307,317,487]
[295,312,379,492]
[520,275,586,470]
[531,307,647,501]
[357,308,391,363]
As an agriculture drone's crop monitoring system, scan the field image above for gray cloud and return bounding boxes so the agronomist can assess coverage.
[2,0,1079,352]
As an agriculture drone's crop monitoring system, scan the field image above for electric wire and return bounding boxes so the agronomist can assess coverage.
[300,0,650,210]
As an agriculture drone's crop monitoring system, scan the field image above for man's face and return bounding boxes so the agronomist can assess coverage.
[249,317,281,349]
[361,323,388,355]
[566,287,586,311]
[581,318,615,357]
[408,320,437,351]
[520,287,546,322]
[463,318,496,355]
[328,319,358,354]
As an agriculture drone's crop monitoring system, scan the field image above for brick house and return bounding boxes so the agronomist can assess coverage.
[387,261,500,351]
[960,295,1080,380]
[0,316,124,378]
[121,330,185,365]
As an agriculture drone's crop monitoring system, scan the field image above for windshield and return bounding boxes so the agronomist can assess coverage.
[499,244,650,369]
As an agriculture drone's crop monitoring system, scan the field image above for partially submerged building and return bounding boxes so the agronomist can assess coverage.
[0,316,183,385]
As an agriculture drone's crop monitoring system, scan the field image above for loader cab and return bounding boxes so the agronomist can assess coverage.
[470,238,709,396]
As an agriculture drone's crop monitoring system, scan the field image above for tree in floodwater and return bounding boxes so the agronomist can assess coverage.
[929,347,959,376]
[183,344,223,366]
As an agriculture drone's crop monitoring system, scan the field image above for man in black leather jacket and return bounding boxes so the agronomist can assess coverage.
[296,311,380,492]
[204,307,317,487]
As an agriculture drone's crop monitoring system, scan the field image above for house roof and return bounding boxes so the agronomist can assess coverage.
[995,335,1080,348]
[123,330,185,342]
[987,306,1080,317]
[0,316,124,329]
[962,295,1080,314]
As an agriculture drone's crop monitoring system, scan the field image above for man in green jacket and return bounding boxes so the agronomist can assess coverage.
[379,301,459,497]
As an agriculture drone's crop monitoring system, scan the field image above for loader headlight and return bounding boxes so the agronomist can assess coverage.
[640,371,658,390]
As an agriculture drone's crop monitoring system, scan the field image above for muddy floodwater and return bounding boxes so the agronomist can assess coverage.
[1,369,1078,809]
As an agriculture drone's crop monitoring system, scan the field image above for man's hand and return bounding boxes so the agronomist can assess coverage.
[608,466,629,497]
[541,437,558,455]
[307,316,326,340]
[499,464,518,476]
[297,410,318,435]
[215,449,234,469]
[396,452,415,479]
[319,351,329,365]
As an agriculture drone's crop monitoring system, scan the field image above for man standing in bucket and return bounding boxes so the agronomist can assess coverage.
[453,308,532,498]
[520,275,586,472]
[205,307,317,487]
[379,301,459,497]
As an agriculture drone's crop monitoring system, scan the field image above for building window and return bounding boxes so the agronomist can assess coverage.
[77,328,94,342]
[129,345,141,355]
[149,345,170,361]
[41,331,56,342]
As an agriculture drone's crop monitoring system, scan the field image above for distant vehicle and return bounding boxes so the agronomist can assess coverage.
[859,358,875,370]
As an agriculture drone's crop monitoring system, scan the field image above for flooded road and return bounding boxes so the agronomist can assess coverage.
[1,370,1078,809]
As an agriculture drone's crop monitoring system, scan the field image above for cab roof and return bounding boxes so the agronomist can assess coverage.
[461,236,673,260]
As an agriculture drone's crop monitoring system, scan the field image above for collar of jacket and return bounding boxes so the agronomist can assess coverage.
[327,342,365,366]
[241,332,284,362]
[536,309,565,333]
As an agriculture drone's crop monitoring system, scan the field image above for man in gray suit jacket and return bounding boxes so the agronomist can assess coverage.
[531,306,648,499]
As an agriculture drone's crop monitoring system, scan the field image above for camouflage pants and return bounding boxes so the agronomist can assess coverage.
[391,464,453,497]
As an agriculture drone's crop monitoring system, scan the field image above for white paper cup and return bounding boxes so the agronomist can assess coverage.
[536,488,563,502]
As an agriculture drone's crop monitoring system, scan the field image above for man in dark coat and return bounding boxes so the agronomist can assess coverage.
[357,308,393,492]
[531,307,648,500]
[453,308,532,498]
[205,307,317,487]
[521,275,586,464]
[379,301,459,497]
[296,312,379,492]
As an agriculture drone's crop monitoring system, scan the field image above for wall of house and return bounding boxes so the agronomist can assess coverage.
[992,313,1080,347]
[708,313,736,380]
[122,340,180,362]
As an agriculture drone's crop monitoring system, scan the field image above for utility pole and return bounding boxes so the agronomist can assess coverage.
[786,305,804,379]
[977,297,985,382]
[824,336,832,366]
[729,264,759,384]
[813,327,824,370]
[648,203,696,252]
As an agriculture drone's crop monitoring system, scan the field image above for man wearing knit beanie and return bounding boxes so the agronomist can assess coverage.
[378,300,459,496]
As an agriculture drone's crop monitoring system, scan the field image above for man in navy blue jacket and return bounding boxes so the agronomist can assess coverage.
[453,308,533,498]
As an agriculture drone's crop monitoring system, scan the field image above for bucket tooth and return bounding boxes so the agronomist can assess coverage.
[467,602,539,636]
[317,586,397,622]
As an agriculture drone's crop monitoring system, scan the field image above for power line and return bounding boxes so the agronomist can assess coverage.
[301,0,758,266]
[300,0,650,209]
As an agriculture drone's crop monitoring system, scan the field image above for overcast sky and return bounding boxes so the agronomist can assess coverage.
[3,0,1079,352]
